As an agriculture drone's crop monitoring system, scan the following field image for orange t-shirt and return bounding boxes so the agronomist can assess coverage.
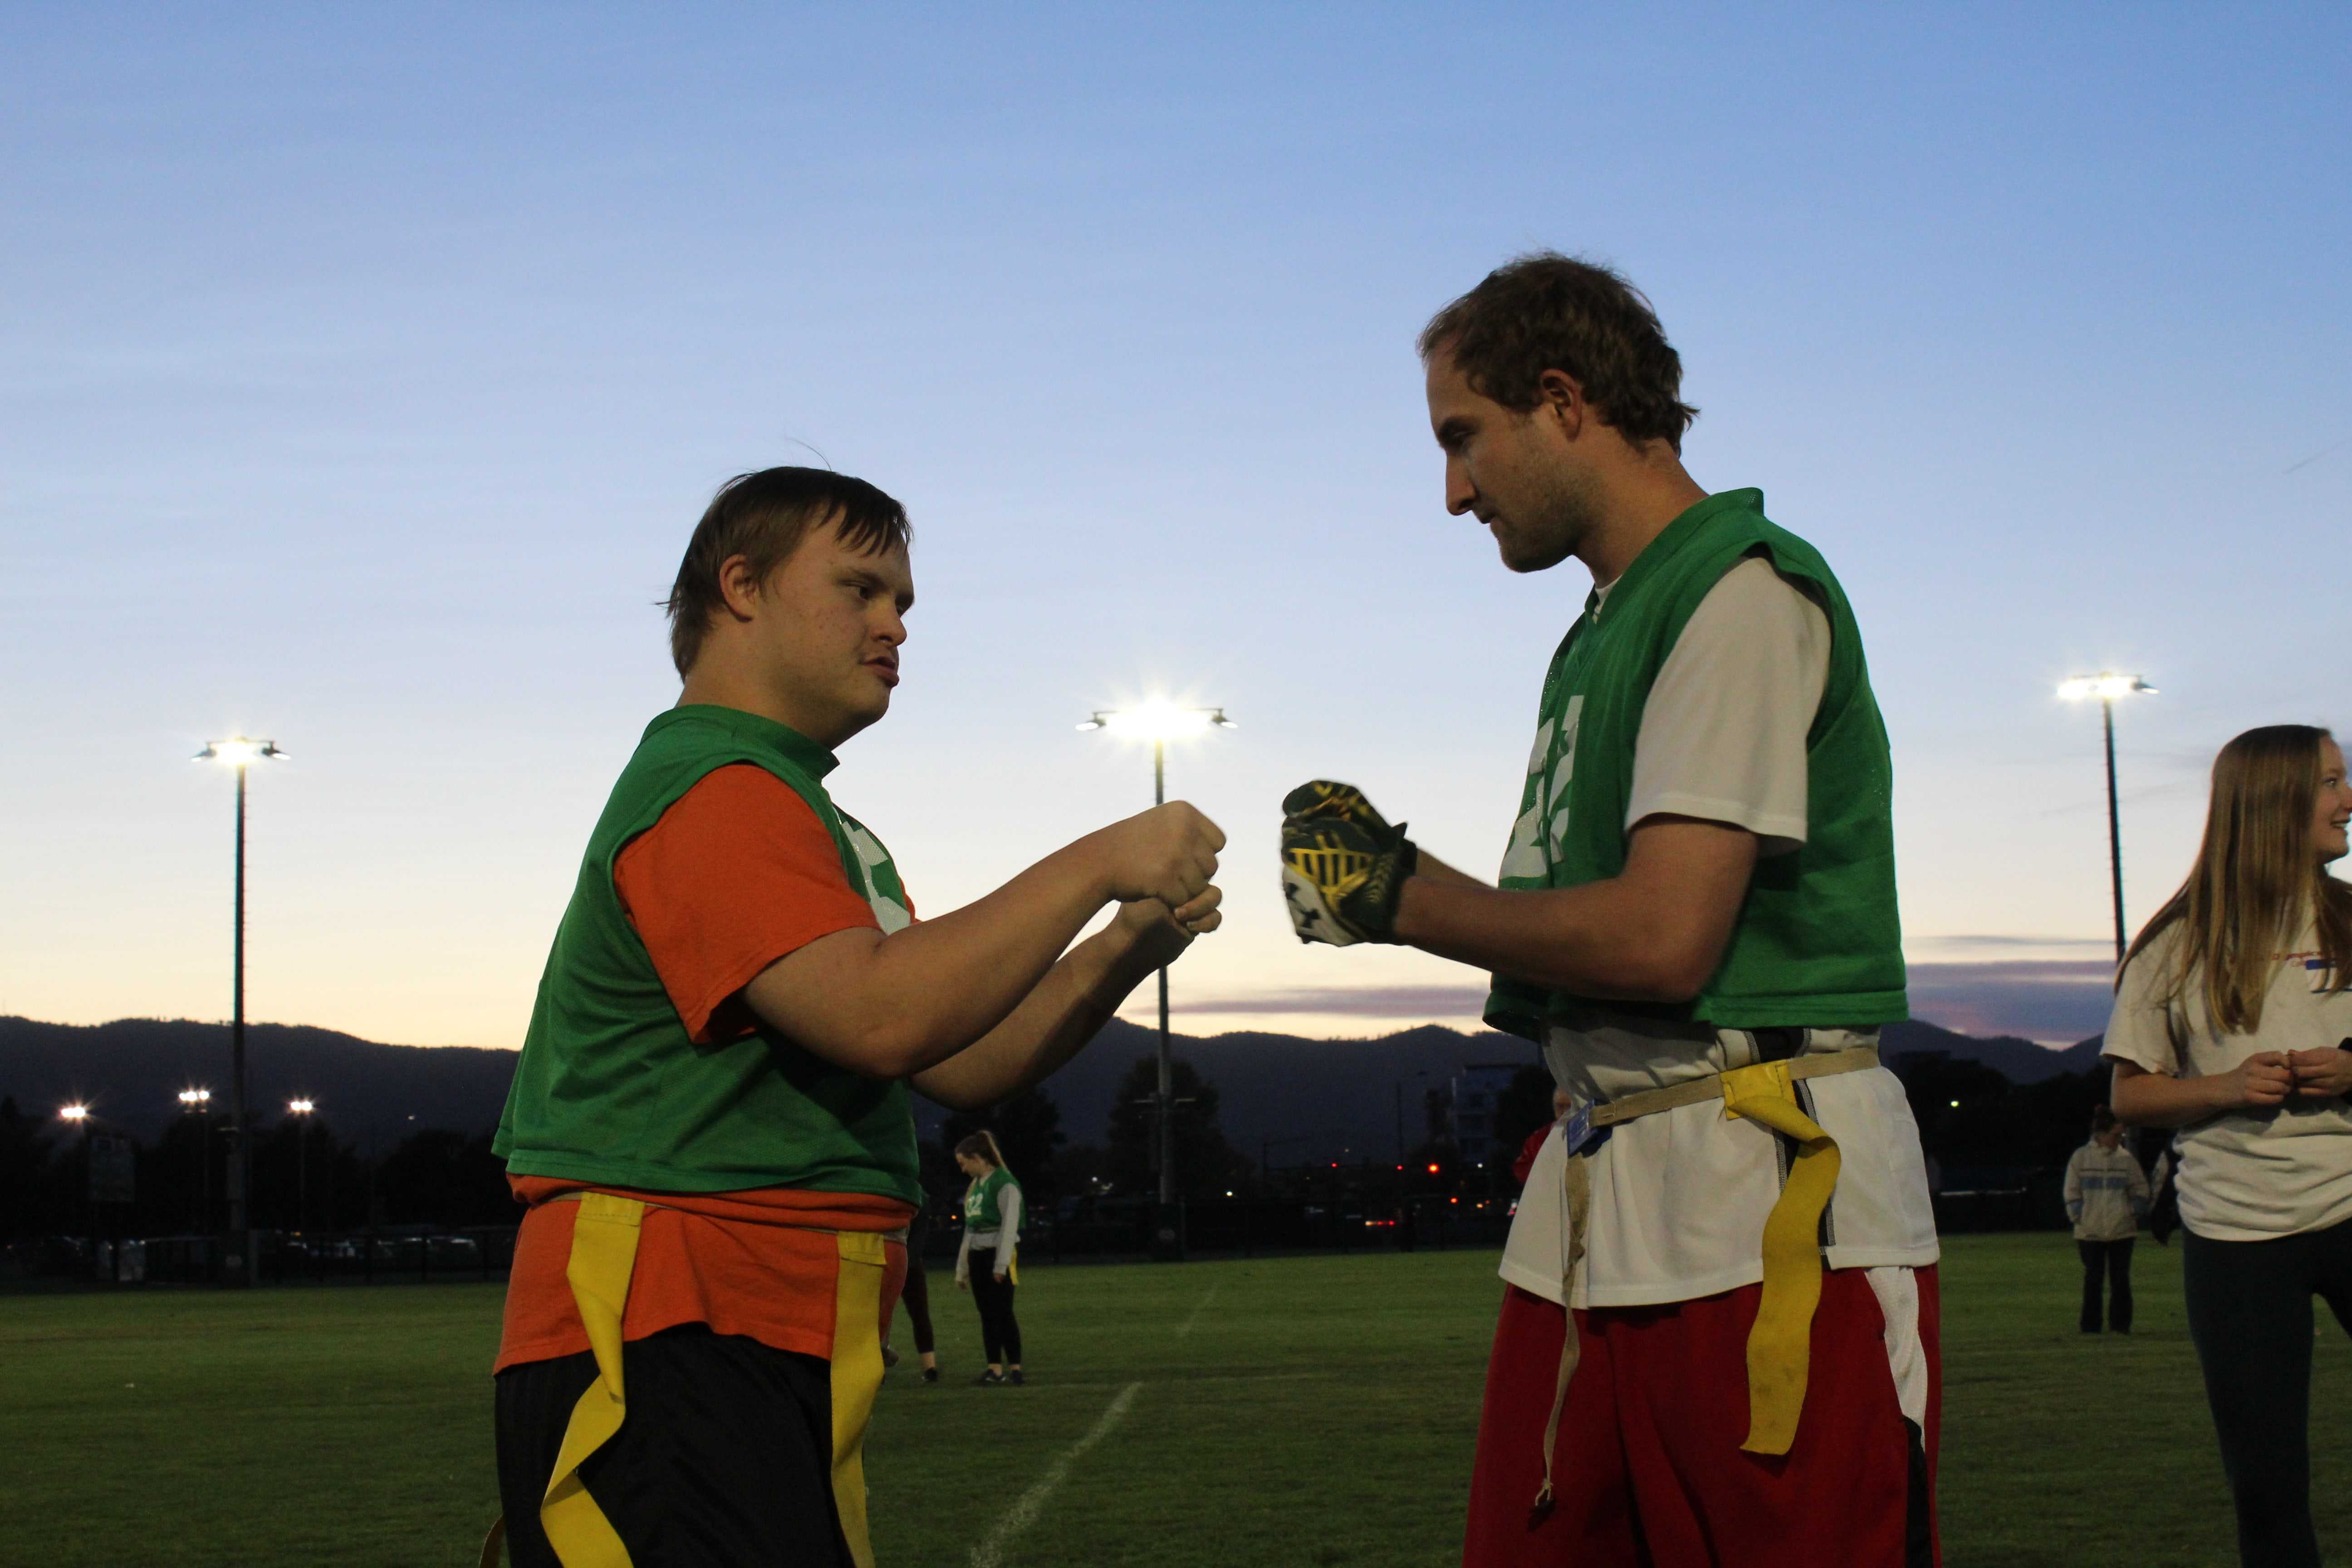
[496,764,915,1372]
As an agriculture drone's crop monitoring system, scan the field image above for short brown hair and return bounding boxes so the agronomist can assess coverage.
[664,467,911,677]
[1419,252,1699,454]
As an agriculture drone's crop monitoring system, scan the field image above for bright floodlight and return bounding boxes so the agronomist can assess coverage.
[289,1098,315,1115]
[2057,674,2155,702]
[59,1103,89,1122]
[1078,702,1235,740]
[179,1088,211,1107]
[196,737,288,766]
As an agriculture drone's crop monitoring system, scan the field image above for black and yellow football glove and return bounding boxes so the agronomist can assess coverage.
[1280,781,1419,946]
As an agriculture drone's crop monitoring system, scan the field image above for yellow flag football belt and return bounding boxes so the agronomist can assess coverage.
[1530,1045,1881,1524]
[479,1193,894,1568]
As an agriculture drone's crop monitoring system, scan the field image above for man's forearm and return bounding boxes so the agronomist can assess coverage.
[1393,874,1693,1001]
[862,837,1112,1058]
[1409,848,1490,890]
[1390,818,1755,1003]
[750,803,1220,1078]
[749,834,1116,1079]
[911,924,1164,1110]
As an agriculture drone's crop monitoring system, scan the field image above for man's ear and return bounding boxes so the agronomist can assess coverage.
[715,554,765,622]
[1534,368,1587,441]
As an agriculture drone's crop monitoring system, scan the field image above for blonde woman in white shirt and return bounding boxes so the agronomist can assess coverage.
[2105,724,2352,1568]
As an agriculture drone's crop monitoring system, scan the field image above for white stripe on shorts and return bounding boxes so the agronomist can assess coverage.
[1864,1265,1929,1428]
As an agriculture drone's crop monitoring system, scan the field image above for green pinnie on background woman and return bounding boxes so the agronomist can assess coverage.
[954,1131,1025,1386]
[2106,724,2352,1568]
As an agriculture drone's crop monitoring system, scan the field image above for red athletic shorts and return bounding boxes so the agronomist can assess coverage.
[1463,1266,1940,1568]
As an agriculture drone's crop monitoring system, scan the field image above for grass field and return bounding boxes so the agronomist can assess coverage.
[8,1234,2352,1566]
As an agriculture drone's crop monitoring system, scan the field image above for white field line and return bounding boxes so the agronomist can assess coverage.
[970,1381,1142,1568]
[1175,1284,1220,1339]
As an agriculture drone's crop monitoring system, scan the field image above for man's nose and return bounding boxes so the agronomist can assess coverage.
[1445,458,1476,516]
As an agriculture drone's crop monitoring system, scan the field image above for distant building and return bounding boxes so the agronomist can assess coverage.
[1448,1063,1522,1169]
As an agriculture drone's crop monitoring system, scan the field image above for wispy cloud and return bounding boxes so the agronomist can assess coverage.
[1168,958,2121,1044]
[1908,934,2115,956]
[1904,960,2116,1042]
[1177,985,1490,1018]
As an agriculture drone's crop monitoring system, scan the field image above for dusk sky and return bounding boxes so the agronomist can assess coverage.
[5,5,2347,1054]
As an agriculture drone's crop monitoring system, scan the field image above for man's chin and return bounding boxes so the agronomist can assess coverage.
[827,689,892,744]
[1499,536,1575,574]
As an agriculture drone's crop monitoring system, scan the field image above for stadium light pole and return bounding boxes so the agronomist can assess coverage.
[59,1104,93,1268]
[1078,702,1233,1213]
[289,1099,315,1234]
[179,1088,213,1232]
[197,736,286,1284]
[2057,676,2154,961]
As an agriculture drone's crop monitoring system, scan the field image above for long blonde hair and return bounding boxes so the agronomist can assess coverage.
[954,1130,1010,1178]
[2120,724,2352,1032]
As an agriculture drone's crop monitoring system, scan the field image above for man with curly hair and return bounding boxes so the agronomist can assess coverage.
[1281,255,1940,1567]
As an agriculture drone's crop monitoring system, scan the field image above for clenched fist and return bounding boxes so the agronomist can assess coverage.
[1096,801,1225,913]
[1113,886,1225,969]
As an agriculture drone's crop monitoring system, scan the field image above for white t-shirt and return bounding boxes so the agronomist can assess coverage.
[1498,555,1940,1310]
[1625,555,1825,856]
[2100,919,2352,1241]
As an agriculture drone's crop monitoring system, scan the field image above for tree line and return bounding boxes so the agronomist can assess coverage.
[1,1047,2124,1252]
[0,1098,512,1244]
[0,1052,1264,1247]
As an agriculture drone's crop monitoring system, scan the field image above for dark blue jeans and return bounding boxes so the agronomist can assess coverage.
[2079,1238,2134,1332]
[2183,1219,2352,1568]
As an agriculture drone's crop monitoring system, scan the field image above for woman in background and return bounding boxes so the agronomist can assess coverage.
[2106,724,2352,1568]
[883,1190,939,1383]
[2062,1105,2149,1333]
[954,1131,1025,1386]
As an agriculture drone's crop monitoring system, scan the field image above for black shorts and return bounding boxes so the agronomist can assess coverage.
[494,1323,853,1568]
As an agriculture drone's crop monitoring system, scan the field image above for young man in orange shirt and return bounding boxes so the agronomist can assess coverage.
[490,467,1223,1567]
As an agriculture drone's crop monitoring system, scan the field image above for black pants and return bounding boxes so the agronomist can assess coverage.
[970,1247,1022,1364]
[2078,1238,2135,1332]
[493,1323,851,1568]
[2183,1220,2352,1568]
[898,1214,934,1356]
